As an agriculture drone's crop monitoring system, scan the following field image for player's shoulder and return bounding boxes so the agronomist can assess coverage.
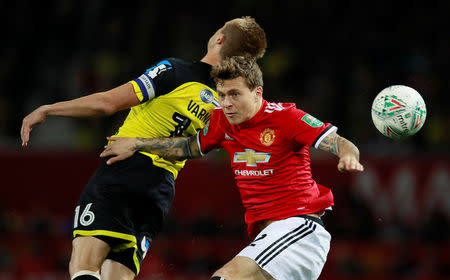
[147,57,196,73]
[146,57,184,73]
[163,57,190,67]
[165,57,213,85]
[263,102,301,114]
[163,57,210,71]
[209,106,226,121]
[262,102,311,126]
[211,106,224,116]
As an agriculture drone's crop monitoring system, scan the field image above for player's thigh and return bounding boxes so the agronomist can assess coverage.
[73,154,174,276]
[237,217,330,280]
[101,259,135,280]
[69,236,110,275]
[212,256,274,280]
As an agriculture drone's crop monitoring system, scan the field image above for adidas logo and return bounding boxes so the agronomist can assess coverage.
[224,133,234,141]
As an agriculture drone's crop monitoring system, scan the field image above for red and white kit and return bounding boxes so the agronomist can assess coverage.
[197,99,337,237]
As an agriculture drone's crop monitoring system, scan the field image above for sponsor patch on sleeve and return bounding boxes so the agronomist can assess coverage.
[203,121,210,136]
[146,60,173,79]
[301,114,324,127]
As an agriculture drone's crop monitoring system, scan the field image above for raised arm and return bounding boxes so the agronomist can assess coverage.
[100,135,202,165]
[21,83,140,146]
[318,132,364,172]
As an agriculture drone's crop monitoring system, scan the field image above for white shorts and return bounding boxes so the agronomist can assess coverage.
[237,216,331,280]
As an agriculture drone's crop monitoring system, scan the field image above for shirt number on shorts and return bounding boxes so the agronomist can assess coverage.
[74,203,95,228]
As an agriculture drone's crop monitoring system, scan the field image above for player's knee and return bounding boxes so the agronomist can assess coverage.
[69,236,110,275]
[68,252,101,276]
[71,270,100,280]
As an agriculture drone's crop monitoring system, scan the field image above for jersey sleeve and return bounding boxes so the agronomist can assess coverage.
[129,58,176,103]
[285,107,337,148]
[196,109,224,156]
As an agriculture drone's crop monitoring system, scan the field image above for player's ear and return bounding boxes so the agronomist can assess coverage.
[216,34,225,45]
[255,86,263,100]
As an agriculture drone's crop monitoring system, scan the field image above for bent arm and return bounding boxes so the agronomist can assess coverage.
[101,135,202,165]
[21,83,139,146]
[136,135,202,160]
[318,132,364,172]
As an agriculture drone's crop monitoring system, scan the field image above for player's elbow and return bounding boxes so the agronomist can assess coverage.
[95,92,120,116]
[100,103,118,116]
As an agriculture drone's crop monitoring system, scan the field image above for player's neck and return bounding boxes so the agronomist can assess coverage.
[249,98,264,120]
[235,99,264,127]
[200,52,221,66]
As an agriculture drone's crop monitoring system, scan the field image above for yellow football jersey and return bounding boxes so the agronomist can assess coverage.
[113,58,218,178]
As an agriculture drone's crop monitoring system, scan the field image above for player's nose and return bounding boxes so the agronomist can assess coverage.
[220,96,233,108]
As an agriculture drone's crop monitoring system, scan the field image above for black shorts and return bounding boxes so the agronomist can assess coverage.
[73,152,175,275]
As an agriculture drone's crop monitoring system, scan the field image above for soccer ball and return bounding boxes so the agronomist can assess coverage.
[371,85,427,139]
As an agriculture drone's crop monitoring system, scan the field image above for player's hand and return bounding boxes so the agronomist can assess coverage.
[21,106,48,147]
[337,155,364,173]
[100,137,138,165]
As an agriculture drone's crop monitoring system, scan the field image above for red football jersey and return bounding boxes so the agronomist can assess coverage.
[197,100,337,237]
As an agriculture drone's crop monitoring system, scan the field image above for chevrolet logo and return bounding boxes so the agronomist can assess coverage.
[233,149,271,167]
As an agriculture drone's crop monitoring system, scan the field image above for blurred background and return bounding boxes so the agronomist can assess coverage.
[0,0,449,279]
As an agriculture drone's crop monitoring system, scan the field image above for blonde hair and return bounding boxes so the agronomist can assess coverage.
[211,56,263,90]
[220,16,267,60]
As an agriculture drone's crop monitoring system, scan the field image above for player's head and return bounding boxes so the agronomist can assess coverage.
[207,16,267,62]
[211,56,264,125]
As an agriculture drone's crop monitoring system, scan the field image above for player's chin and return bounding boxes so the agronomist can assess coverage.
[225,116,241,125]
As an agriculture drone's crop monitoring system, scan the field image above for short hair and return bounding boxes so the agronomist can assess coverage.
[220,16,267,60]
[211,56,263,90]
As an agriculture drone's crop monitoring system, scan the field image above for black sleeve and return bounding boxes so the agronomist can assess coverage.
[130,58,177,103]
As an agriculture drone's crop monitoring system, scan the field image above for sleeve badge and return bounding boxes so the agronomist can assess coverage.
[301,114,324,127]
